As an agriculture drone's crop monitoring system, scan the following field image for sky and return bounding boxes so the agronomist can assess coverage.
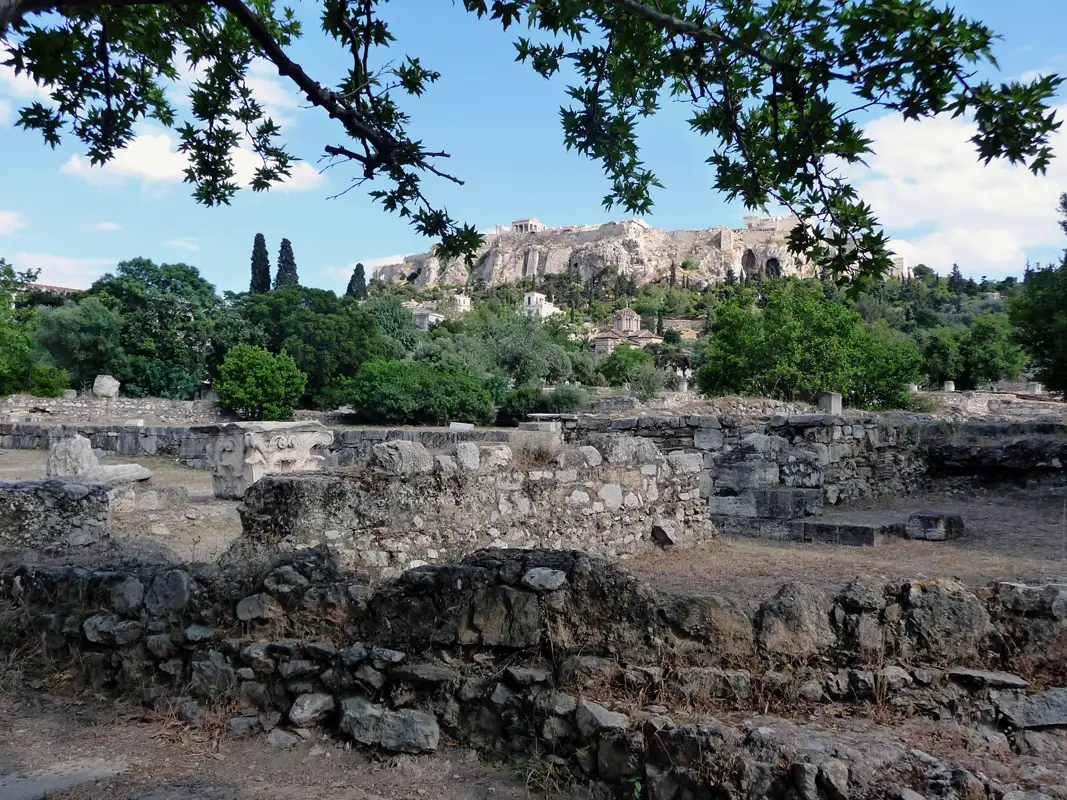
[2,0,1067,294]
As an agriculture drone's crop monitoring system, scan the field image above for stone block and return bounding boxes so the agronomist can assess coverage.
[455,442,480,471]
[905,511,965,541]
[815,391,843,415]
[799,520,904,547]
[196,421,335,499]
[46,434,98,477]
[62,389,77,399]
[518,421,561,433]
[694,428,725,450]
[667,452,703,474]
[942,381,955,392]
[448,421,475,432]
[92,374,120,398]
[716,460,779,490]
[479,444,513,469]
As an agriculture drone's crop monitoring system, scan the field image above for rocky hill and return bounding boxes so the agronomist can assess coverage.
[375,215,817,288]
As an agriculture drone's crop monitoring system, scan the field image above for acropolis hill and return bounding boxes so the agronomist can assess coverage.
[375,215,910,288]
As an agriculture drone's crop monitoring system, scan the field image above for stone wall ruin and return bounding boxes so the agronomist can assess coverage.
[236,438,711,575]
[2,548,1066,798]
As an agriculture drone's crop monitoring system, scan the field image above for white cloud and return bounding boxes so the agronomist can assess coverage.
[60,125,325,194]
[165,236,201,252]
[851,103,1067,278]
[0,209,26,235]
[95,221,121,232]
[245,59,301,126]
[0,45,52,101]
[8,251,112,289]
[0,96,11,125]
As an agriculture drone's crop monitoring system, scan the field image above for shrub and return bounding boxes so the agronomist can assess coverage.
[499,384,543,424]
[629,363,667,402]
[540,384,589,413]
[343,360,495,425]
[599,345,655,386]
[216,344,307,420]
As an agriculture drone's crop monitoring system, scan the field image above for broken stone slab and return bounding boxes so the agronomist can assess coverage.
[46,435,99,477]
[948,668,1029,690]
[448,421,475,431]
[79,464,153,487]
[194,420,335,499]
[651,518,681,546]
[905,511,965,541]
[92,374,120,398]
[339,697,439,753]
[995,688,1067,729]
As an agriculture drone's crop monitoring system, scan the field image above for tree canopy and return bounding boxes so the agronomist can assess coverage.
[2,0,1061,287]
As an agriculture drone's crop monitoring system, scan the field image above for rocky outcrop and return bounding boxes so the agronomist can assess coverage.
[375,217,814,288]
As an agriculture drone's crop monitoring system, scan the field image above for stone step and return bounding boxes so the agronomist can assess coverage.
[798,520,906,547]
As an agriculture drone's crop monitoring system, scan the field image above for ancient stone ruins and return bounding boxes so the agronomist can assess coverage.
[374,215,913,289]
[1,386,1066,798]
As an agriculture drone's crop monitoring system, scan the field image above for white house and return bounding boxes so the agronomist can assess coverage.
[521,291,562,319]
[411,306,445,331]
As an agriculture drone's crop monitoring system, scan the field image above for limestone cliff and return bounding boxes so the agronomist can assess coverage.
[375,216,816,288]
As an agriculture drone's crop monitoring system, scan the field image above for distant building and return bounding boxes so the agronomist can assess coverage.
[512,218,547,234]
[411,307,445,331]
[452,293,472,313]
[613,307,641,334]
[521,291,562,319]
[27,283,82,296]
[592,308,664,354]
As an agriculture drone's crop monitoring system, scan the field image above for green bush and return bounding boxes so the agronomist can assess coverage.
[498,384,544,424]
[216,344,307,420]
[629,363,666,402]
[599,345,655,387]
[540,384,589,413]
[343,360,495,425]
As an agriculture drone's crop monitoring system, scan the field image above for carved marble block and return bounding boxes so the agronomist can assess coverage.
[198,421,335,499]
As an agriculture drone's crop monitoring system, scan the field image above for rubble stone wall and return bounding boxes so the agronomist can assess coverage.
[2,549,1065,799]
[237,440,711,576]
[0,393,229,425]
[0,479,110,551]
[0,421,523,470]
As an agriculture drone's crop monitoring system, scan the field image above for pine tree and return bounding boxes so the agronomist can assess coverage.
[249,233,271,294]
[274,238,299,288]
[669,261,677,287]
[724,266,736,286]
[346,263,368,299]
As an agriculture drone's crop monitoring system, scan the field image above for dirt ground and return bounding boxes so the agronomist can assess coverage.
[0,689,573,799]
[629,485,1067,602]
[1,449,242,563]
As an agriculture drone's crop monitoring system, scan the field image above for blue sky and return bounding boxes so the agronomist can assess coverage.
[2,0,1066,293]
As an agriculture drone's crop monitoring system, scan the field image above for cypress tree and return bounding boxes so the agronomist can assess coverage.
[274,238,299,288]
[249,233,271,293]
[346,263,368,299]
